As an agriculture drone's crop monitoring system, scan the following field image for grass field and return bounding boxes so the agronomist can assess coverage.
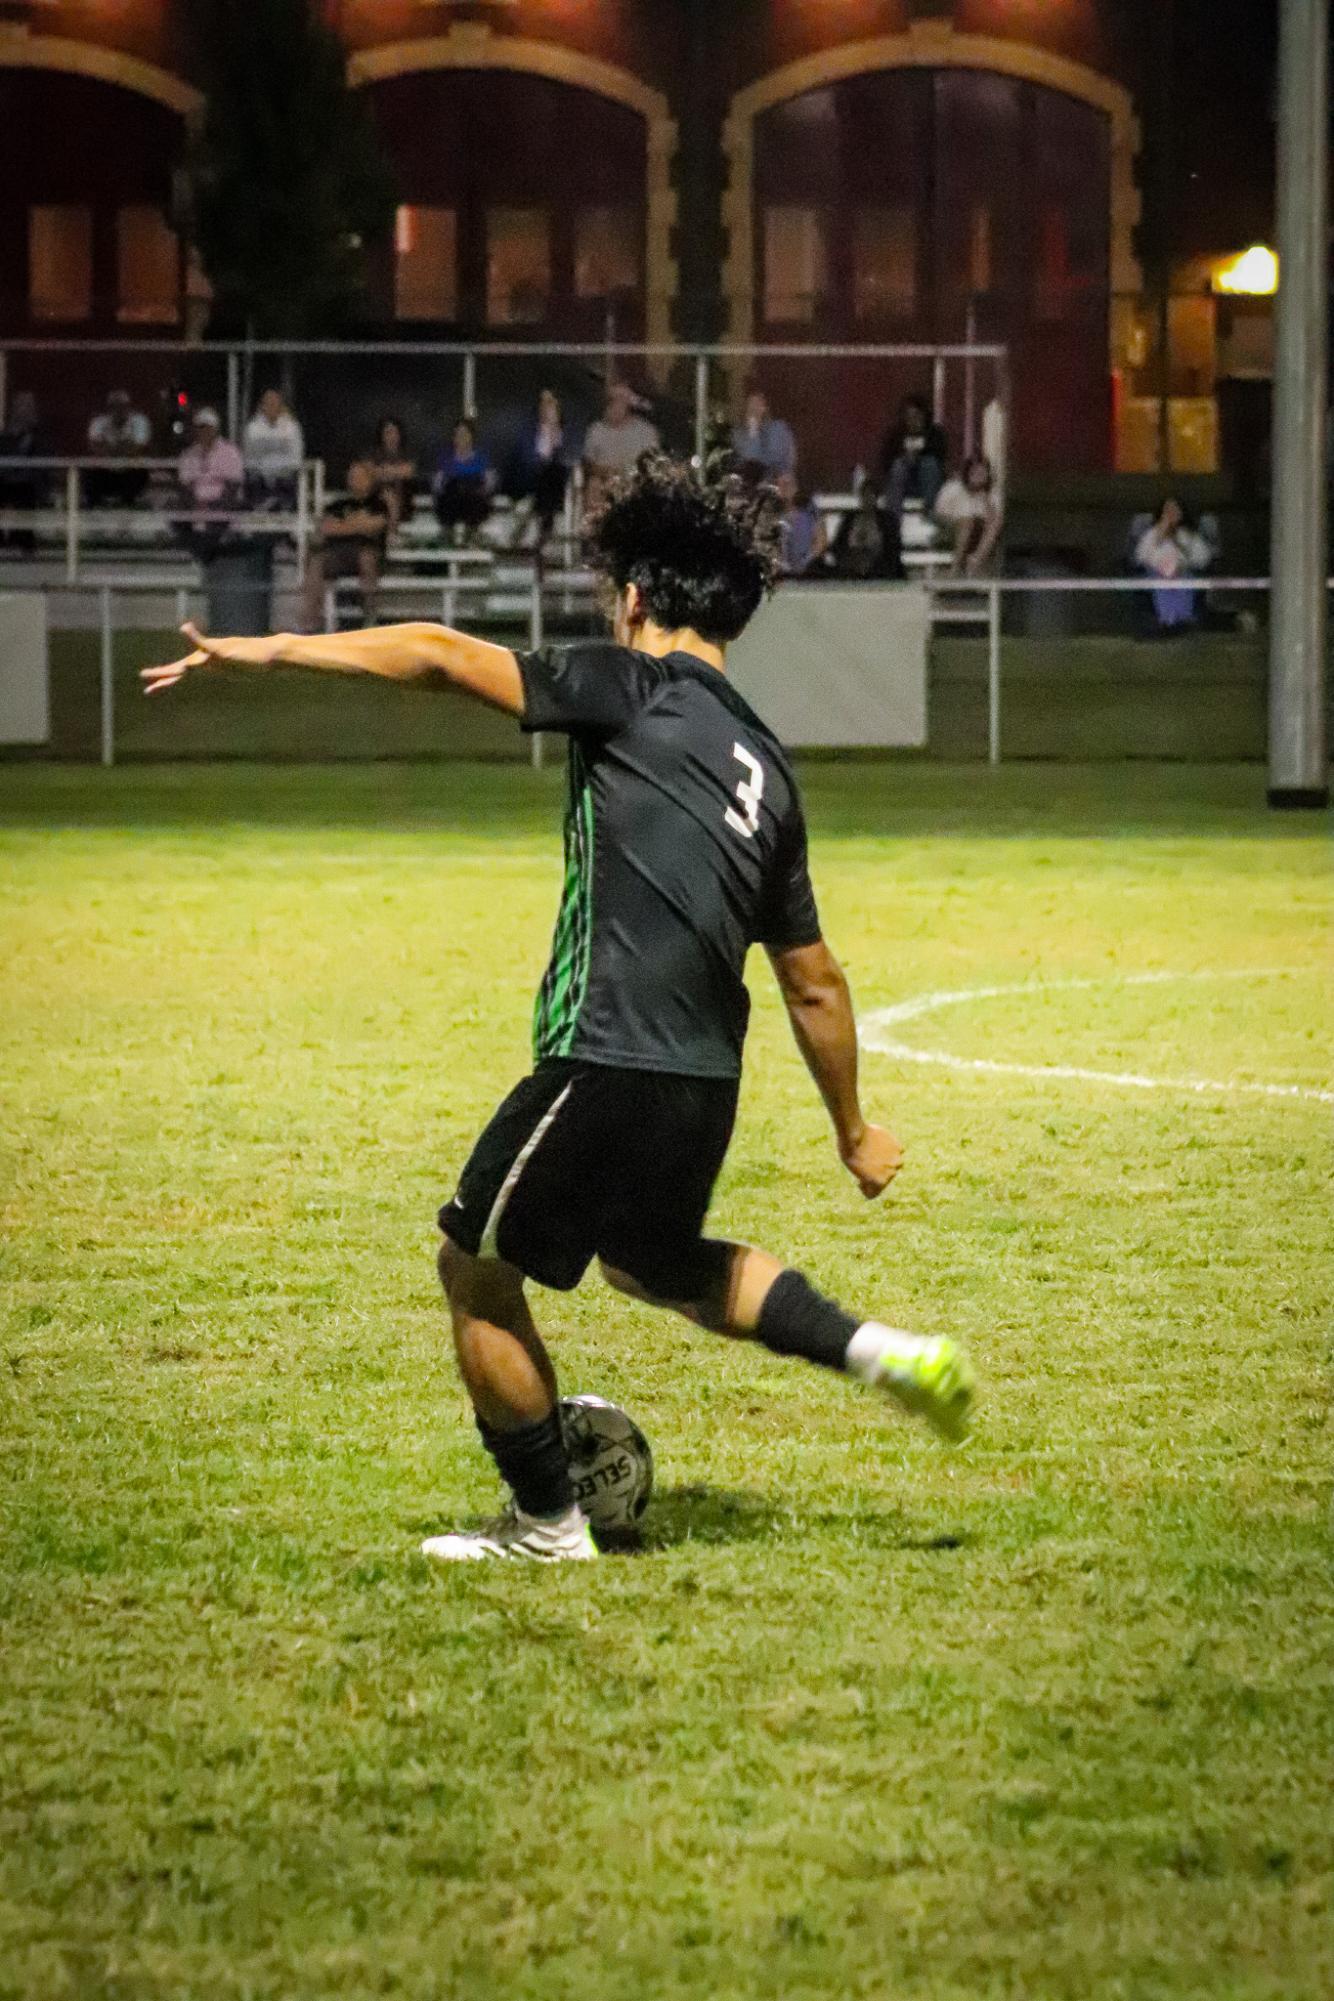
[1,760,1331,2001]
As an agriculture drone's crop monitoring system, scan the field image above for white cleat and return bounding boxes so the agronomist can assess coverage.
[421,1501,599,1564]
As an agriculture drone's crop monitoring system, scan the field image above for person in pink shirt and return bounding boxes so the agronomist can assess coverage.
[177,409,244,511]
[176,408,245,557]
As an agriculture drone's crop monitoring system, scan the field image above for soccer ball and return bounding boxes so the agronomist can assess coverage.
[559,1394,654,1534]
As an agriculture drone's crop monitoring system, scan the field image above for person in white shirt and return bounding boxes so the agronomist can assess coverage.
[87,389,151,507]
[583,381,659,481]
[933,455,1003,576]
[243,388,304,506]
[1133,497,1215,630]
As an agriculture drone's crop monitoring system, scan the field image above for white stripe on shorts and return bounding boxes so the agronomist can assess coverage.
[477,1082,575,1261]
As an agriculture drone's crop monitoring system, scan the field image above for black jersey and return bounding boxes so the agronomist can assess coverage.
[517,642,821,1080]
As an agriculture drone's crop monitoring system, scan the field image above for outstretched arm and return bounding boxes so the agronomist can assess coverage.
[767,938,903,1198]
[141,621,525,716]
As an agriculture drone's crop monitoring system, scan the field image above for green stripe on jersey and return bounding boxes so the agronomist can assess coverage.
[533,747,595,1061]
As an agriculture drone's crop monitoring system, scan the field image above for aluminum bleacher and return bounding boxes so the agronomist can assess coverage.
[0,456,953,635]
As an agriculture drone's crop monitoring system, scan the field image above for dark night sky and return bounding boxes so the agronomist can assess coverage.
[1150,0,1282,257]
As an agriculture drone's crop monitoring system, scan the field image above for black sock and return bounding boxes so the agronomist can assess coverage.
[476,1409,575,1519]
[756,1269,859,1372]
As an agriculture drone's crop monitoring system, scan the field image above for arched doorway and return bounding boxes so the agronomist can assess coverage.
[724,30,1141,475]
[0,45,197,337]
[363,69,650,342]
[0,48,200,442]
[350,31,677,350]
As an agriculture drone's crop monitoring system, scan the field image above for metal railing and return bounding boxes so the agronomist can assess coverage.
[0,336,1009,479]
[0,470,960,624]
[326,554,596,633]
[0,455,326,582]
[923,574,1315,767]
[0,458,597,595]
[78,557,567,772]
[23,568,1305,774]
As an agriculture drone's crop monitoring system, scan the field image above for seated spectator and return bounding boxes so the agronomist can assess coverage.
[368,416,417,531]
[583,380,659,482]
[829,477,895,580]
[1133,497,1217,631]
[243,388,304,508]
[881,394,948,521]
[175,408,245,558]
[731,384,797,484]
[86,388,151,508]
[934,455,1003,576]
[432,418,494,541]
[506,389,573,543]
[0,391,43,552]
[303,459,390,628]
[774,470,827,577]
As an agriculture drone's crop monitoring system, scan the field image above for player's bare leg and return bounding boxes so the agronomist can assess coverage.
[438,1237,556,1427]
[601,1242,975,1444]
[421,1239,597,1562]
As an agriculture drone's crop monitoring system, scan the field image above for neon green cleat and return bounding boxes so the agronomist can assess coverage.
[849,1323,976,1443]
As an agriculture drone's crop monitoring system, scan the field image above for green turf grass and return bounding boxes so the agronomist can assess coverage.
[1,762,1330,2001]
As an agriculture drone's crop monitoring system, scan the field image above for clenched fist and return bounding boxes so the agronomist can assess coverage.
[840,1123,904,1199]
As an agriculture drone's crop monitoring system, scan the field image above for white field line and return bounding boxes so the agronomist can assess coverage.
[859,968,1334,1106]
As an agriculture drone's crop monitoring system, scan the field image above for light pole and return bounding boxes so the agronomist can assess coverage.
[1268,0,1330,808]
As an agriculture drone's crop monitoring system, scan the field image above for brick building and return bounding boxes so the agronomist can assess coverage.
[0,1,1275,475]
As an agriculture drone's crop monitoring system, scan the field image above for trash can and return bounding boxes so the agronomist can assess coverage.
[202,539,273,636]
[1012,554,1076,638]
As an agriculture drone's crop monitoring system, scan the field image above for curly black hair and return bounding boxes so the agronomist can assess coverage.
[589,451,784,644]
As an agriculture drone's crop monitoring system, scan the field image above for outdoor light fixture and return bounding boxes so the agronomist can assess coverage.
[1214,245,1279,296]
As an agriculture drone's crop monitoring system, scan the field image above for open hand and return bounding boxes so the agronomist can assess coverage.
[140,622,279,696]
[840,1123,904,1199]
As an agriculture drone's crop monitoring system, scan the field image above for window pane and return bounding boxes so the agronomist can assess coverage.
[1168,295,1216,398]
[763,206,826,324]
[29,206,92,322]
[394,206,457,321]
[574,205,641,300]
[852,206,916,322]
[117,206,179,324]
[486,208,550,326]
[933,69,1022,319]
[1031,90,1110,325]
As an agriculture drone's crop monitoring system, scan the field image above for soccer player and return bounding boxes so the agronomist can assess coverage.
[144,454,976,1563]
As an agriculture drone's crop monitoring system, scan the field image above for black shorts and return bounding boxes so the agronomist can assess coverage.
[439,1059,739,1295]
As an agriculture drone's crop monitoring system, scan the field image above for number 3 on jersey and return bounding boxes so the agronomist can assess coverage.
[724,742,765,840]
